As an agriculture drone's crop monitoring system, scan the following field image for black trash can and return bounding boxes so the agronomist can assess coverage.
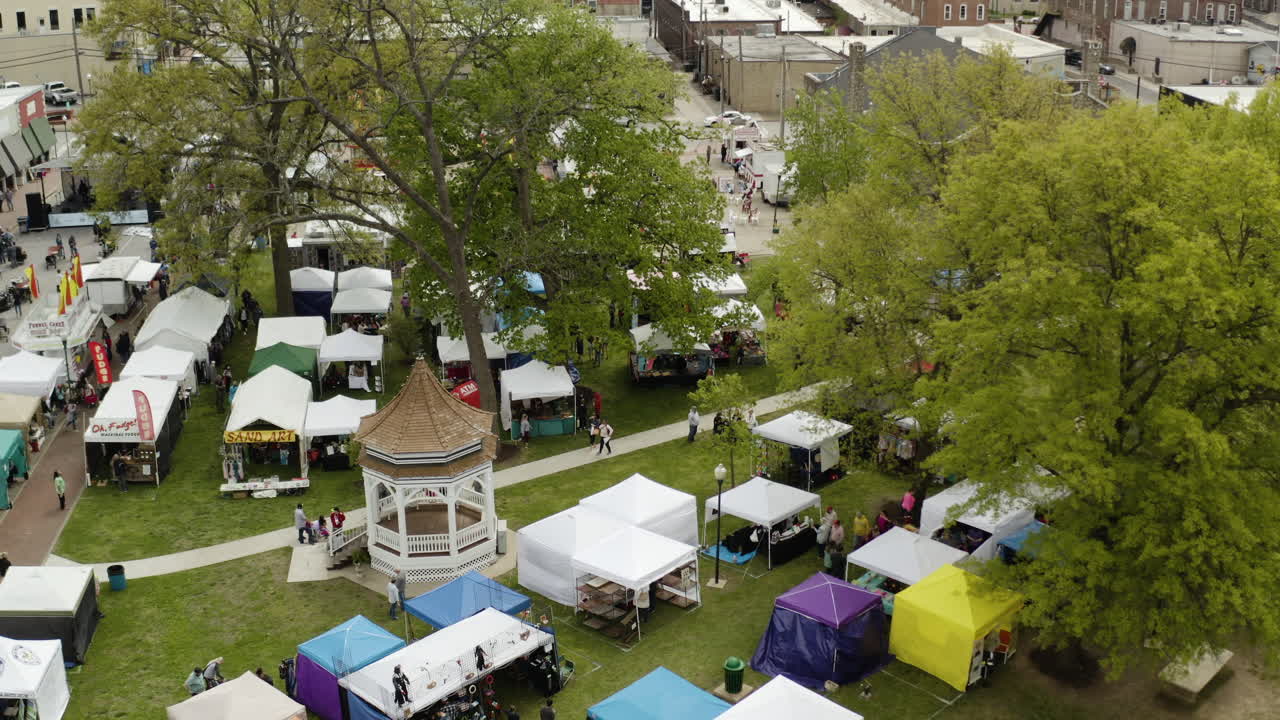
[107,564,126,591]
[723,656,745,694]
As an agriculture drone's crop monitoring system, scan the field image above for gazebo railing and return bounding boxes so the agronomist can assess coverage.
[327,524,366,556]
[407,532,451,554]
[456,521,491,549]
[372,524,400,550]
[458,487,487,511]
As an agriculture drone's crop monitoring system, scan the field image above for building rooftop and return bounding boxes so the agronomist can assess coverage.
[708,34,843,62]
[937,24,1065,59]
[355,358,496,463]
[805,35,899,55]
[1164,84,1265,111]
[824,0,916,27]
[0,85,42,109]
[1114,20,1275,42]
[677,0,825,33]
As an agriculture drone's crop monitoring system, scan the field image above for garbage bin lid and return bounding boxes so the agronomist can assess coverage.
[724,656,744,670]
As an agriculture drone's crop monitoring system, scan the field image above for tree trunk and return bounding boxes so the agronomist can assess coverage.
[268,221,292,316]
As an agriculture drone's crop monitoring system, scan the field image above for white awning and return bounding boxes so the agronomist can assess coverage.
[125,260,162,284]
[917,481,1037,561]
[331,288,391,315]
[0,637,68,720]
[84,375,179,443]
[226,365,312,433]
[752,411,852,450]
[255,316,326,351]
[571,525,698,593]
[699,272,749,297]
[518,506,619,606]
[304,395,376,438]
[579,474,698,546]
[336,266,393,291]
[630,324,711,353]
[712,298,766,331]
[289,267,335,292]
[166,671,305,720]
[703,476,820,529]
[135,287,230,361]
[318,328,384,364]
[87,255,140,281]
[845,526,967,586]
[0,350,64,398]
[120,345,197,388]
[499,360,574,431]
[437,333,507,363]
[716,676,864,720]
[0,566,93,615]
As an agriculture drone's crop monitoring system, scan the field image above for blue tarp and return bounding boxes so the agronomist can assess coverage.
[405,571,531,629]
[292,290,332,318]
[588,667,730,720]
[346,691,387,720]
[997,520,1048,562]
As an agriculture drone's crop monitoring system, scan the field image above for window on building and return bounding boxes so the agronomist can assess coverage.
[73,7,82,25]
[48,9,58,29]
[1228,3,1236,21]
[1158,0,1167,17]
[977,3,985,18]
[16,11,26,30]
[944,3,952,19]
[85,7,94,20]
[959,4,967,18]
[1205,4,1214,20]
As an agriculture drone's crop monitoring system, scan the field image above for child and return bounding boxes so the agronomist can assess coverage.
[317,515,330,538]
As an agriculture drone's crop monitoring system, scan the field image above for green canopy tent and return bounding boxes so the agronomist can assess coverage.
[0,429,28,509]
[249,342,319,383]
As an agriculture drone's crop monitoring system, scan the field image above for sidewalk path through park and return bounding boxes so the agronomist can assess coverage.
[43,386,814,580]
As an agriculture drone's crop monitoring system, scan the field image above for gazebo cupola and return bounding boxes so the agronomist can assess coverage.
[354,358,500,583]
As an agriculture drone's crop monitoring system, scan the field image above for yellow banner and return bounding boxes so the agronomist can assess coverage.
[223,429,297,443]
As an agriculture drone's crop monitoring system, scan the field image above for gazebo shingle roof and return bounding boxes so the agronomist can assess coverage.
[355,358,496,459]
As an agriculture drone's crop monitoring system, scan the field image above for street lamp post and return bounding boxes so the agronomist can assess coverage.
[710,463,728,588]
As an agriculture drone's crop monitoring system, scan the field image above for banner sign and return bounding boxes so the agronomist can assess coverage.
[223,429,297,443]
[132,390,155,443]
[89,341,112,385]
[88,419,138,440]
[450,380,481,409]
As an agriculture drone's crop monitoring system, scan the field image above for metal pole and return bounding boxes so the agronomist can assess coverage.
[779,44,787,144]
[71,21,85,104]
[714,475,723,585]
[1136,75,1141,100]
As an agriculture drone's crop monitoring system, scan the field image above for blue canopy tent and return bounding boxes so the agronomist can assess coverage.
[405,570,531,629]
[295,615,405,720]
[588,667,729,720]
[0,429,26,509]
[751,573,891,690]
[997,520,1049,563]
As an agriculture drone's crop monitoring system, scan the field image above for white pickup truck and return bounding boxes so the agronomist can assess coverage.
[43,81,78,105]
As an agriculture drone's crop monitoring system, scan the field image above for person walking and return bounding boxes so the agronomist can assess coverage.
[541,698,557,720]
[65,401,77,430]
[214,373,225,413]
[52,471,65,510]
[294,504,308,544]
[12,287,21,316]
[2,188,12,212]
[901,489,917,524]
[400,292,411,317]
[203,657,225,689]
[112,452,128,492]
[387,578,400,620]
[184,667,207,696]
[687,407,699,443]
[68,235,78,258]
[54,233,64,259]
[704,145,711,164]
[395,569,407,613]
[719,143,727,164]
[596,420,613,456]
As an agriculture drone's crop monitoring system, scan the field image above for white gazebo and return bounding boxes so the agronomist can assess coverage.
[353,359,502,583]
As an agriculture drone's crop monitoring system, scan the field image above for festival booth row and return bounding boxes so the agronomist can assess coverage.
[889,565,1023,691]
[917,482,1037,562]
[499,360,575,441]
[134,286,231,364]
[341,608,557,720]
[296,616,405,720]
[751,573,890,690]
[0,636,70,720]
[0,392,45,460]
[166,671,306,720]
[84,375,183,485]
[0,350,64,398]
[223,366,313,484]
[120,345,197,390]
[318,328,385,393]
[303,395,376,472]
[587,667,729,720]
[629,324,713,382]
[702,476,821,570]
[292,266,394,319]
[752,411,853,490]
[0,567,99,665]
[291,267,336,318]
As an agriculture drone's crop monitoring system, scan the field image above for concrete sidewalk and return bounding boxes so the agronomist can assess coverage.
[47,386,811,579]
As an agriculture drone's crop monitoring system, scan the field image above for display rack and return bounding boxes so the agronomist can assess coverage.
[576,576,630,637]
[655,562,699,608]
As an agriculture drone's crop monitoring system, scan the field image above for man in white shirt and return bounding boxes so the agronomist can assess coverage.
[387,579,400,620]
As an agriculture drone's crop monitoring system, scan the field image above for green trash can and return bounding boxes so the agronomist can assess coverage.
[723,656,745,694]
[107,564,126,591]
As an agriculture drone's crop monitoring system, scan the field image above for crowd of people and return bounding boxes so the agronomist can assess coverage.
[292,503,347,545]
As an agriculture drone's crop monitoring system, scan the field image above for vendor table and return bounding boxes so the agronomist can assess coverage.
[768,526,816,568]
[510,415,574,441]
[852,571,895,615]
[220,477,310,496]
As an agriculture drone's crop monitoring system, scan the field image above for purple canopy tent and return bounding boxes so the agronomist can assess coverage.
[751,573,890,689]
[295,616,405,720]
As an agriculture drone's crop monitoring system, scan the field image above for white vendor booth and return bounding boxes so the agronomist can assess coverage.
[716,675,863,720]
[702,476,821,570]
[290,266,336,319]
[84,375,181,485]
[518,506,620,606]
[166,671,305,720]
[342,608,554,718]
[330,288,392,319]
[712,298,766,331]
[437,332,508,382]
[571,525,701,640]
[304,395,375,442]
[120,346,197,390]
[752,411,853,490]
[9,297,104,372]
[84,256,158,315]
[317,328,385,393]
[256,316,326,352]
[845,526,968,586]
[579,473,698,545]
[336,266,393,291]
[629,324,712,354]
[0,637,70,720]
[135,287,230,364]
[498,359,575,441]
[697,272,749,298]
[917,481,1037,561]
[0,351,63,398]
[224,365,313,478]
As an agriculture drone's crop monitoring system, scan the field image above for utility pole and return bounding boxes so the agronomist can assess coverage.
[71,20,85,102]
[778,44,787,143]
[720,31,726,115]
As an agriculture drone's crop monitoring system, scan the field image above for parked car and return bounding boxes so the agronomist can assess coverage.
[1065,49,1082,67]
[705,111,754,128]
[1098,63,1116,75]
[43,81,78,105]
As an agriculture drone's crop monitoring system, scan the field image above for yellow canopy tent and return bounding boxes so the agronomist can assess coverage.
[889,564,1023,691]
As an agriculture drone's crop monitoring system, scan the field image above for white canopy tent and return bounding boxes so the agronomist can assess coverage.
[571,525,700,639]
[498,359,574,431]
[701,476,821,569]
[225,365,313,477]
[84,256,142,314]
[343,609,554,717]
[0,350,64,398]
[844,526,968,586]
[712,298,766,332]
[752,411,853,473]
[135,287,230,363]
[437,333,508,364]
[716,675,863,720]
[697,272,749,297]
[255,316,326,351]
[288,267,335,292]
[166,671,305,720]
[120,346,197,390]
[83,376,178,444]
[303,395,376,439]
[0,637,69,720]
[330,288,392,316]
[630,324,711,354]
[125,260,163,285]
[917,481,1037,561]
[336,266,393,291]
[518,506,620,605]
[579,473,698,545]
[318,328,384,364]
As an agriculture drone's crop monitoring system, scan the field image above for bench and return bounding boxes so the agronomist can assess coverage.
[1159,648,1233,704]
